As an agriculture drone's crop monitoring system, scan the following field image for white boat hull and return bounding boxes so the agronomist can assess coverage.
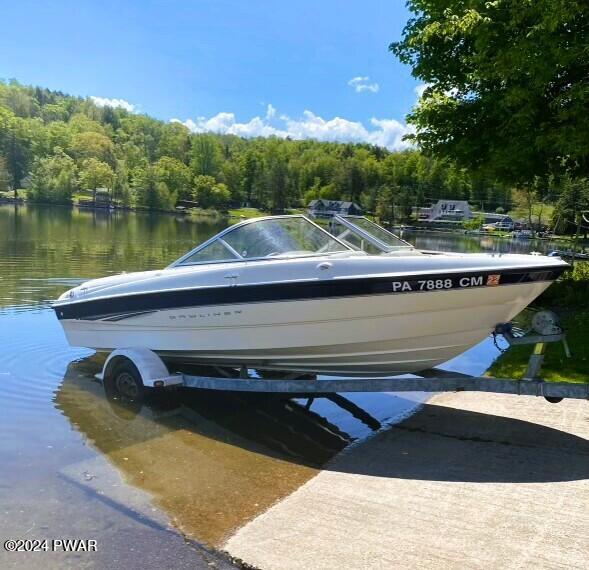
[59,280,551,376]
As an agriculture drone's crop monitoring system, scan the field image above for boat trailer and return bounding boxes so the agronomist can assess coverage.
[97,314,588,404]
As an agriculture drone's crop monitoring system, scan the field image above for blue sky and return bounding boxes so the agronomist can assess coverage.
[0,0,422,149]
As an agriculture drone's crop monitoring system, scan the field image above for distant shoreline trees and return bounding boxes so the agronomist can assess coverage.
[0,78,520,218]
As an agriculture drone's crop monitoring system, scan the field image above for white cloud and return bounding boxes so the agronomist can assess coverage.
[414,83,458,100]
[284,111,369,143]
[414,83,429,98]
[175,112,285,138]
[90,96,136,113]
[265,103,276,119]
[172,105,413,150]
[367,118,414,150]
[348,76,379,94]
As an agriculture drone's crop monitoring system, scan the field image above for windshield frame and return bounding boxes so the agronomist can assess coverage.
[168,214,354,267]
[332,215,414,253]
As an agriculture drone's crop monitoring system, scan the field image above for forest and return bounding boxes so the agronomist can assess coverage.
[0,79,584,231]
[0,80,517,220]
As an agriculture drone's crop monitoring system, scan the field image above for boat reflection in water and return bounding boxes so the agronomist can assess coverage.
[55,356,408,546]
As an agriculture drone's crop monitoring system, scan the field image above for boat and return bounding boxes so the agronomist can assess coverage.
[53,215,568,377]
[548,249,589,261]
[511,229,534,239]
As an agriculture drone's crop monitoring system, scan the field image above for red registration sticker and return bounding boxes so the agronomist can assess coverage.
[487,274,501,286]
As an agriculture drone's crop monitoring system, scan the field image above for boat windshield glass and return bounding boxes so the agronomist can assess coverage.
[178,216,349,265]
[330,216,412,253]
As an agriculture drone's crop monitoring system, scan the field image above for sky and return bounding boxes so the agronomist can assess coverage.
[0,0,422,149]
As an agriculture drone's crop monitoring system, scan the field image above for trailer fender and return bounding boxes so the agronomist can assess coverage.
[97,347,183,388]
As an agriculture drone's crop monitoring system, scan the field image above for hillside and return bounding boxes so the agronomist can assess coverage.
[0,79,512,215]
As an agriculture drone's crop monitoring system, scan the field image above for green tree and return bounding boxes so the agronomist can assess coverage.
[463,215,485,231]
[0,112,33,195]
[263,143,290,212]
[334,160,365,203]
[79,158,115,201]
[0,78,526,214]
[391,0,589,184]
[119,115,162,162]
[71,131,116,165]
[240,150,259,207]
[153,156,192,201]
[190,134,222,177]
[0,156,9,193]
[194,175,231,210]
[158,122,190,162]
[552,177,589,235]
[220,161,243,205]
[2,86,39,118]
[133,165,174,210]
[113,160,131,206]
[28,149,77,204]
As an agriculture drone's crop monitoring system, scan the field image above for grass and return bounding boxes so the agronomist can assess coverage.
[0,189,27,199]
[487,263,589,384]
[507,203,555,227]
[227,207,268,219]
[488,312,589,383]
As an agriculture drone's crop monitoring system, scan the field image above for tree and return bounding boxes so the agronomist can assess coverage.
[79,158,115,201]
[28,149,77,204]
[190,134,222,177]
[376,184,413,225]
[194,175,230,210]
[552,177,589,235]
[71,131,115,165]
[334,160,365,203]
[118,115,162,162]
[220,161,243,206]
[153,156,192,201]
[391,1,589,184]
[3,86,39,118]
[240,150,259,206]
[263,143,290,212]
[0,78,524,213]
[0,113,33,195]
[158,122,190,162]
[463,214,485,231]
[133,165,174,210]
[113,160,131,206]
[0,156,9,193]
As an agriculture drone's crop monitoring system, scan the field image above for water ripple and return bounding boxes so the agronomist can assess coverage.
[0,309,93,414]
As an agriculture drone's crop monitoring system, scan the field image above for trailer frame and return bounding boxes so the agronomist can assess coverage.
[96,325,588,404]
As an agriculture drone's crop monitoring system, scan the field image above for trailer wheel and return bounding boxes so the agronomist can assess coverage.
[544,396,563,404]
[108,360,145,401]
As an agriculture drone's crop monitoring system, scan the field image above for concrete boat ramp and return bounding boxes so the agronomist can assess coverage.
[224,392,589,569]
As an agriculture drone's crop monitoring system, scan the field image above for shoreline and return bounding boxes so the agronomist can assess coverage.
[1,200,587,244]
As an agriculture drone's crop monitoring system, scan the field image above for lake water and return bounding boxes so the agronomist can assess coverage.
[0,205,543,564]
[405,228,562,255]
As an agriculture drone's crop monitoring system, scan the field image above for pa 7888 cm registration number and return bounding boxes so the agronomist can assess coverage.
[392,274,499,293]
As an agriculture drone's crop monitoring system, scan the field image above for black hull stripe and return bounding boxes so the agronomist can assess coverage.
[53,267,565,321]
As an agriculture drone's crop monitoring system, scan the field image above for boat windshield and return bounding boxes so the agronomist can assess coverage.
[330,215,413,253]
[175,216,350,265]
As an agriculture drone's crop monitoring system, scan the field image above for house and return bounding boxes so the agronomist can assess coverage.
[308,199,362,218]
[93,188,111,205]
[415,199,513,227]
[480,212,514,225]
[77,188,113,209]
[420,199,473,222]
